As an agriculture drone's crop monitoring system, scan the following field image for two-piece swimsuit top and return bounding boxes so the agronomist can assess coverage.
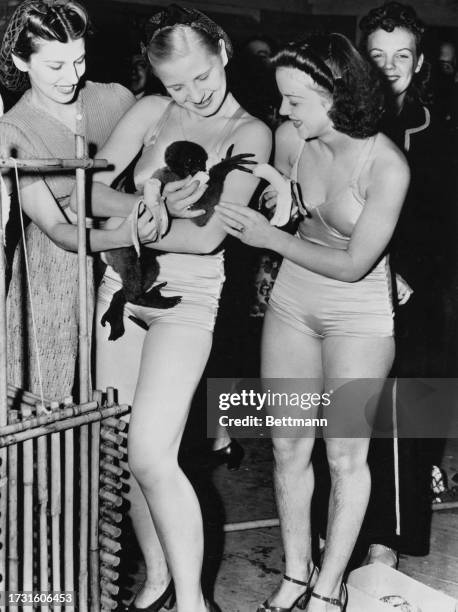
[293,135,379,251]
[268,134,393,338]
[103,98,247,292]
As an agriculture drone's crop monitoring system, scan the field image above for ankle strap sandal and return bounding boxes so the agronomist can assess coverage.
[310,583,348,610]
[257,567,319,612]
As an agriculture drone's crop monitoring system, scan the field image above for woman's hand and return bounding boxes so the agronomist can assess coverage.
[112,204,160,247]
[259,188,278,213]
[395,273,413,305]
[215,202,276,249]
[163,176,206,219]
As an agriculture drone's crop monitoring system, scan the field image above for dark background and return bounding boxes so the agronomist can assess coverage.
[0,0,453,88]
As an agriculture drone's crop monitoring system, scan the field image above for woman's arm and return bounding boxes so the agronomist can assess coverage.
[216,145,410,281]
[69,96,171,217]
[258,121,303,212]
[20,180,158,253]
[145,118,272,254]
[274,120,301,177]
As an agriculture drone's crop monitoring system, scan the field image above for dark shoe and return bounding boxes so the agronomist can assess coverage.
[310,583,348,611]
[257,567,319,612]
[127,579,175,611]
[211,440,245,471]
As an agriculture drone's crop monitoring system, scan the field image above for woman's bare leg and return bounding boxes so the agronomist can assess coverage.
[95,308,169,606]
[307,335,394,611]
[128,323,213,612]
[260,311,323,606]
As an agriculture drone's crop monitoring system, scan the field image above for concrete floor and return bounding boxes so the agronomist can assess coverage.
[123,437,458,611]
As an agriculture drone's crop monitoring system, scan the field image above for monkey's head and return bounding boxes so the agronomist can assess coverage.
[164,141,208,178]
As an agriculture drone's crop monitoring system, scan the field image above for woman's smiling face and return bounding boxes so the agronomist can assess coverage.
[154,42,227,117]
[367,27,423,106]
[14,37,86,106]
[275,67,333,140]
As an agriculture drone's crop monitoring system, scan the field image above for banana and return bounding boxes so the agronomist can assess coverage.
[253,163,293,227]
[131,178,169,257]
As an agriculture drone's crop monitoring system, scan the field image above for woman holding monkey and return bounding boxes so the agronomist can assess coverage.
[88,5,270,611]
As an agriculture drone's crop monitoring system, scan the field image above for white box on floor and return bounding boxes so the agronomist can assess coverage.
[346,583,392,611]
[348,563,458,612]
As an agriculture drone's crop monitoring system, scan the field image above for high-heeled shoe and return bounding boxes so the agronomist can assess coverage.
[210,439,245,471]
[257,566,319,612]
[310,583,348,611]
[127,579,175,611]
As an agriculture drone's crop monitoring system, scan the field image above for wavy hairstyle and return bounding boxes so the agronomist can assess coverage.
[271,33,384,138]
[359,2,431,105]
[145,4,233,74]
[0,0,89,92]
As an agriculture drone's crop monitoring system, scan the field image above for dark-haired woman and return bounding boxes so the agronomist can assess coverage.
[86,6,271,611]
[216,33,409,611]
[357,1,454,565]
[0,0,157,400]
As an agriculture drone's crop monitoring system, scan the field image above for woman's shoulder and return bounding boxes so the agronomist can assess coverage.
[370,132,410,183]
[0,91,29,125]
[133,95,175,144]
[0,95,37,151]
[84,80,130,94]
[275,120,301,150]
[274,120,303,167]
[117,93,173,128]
[231,110,272,149]
[133,93,172,113]
[373,132,408,166]
[83,80,135,109]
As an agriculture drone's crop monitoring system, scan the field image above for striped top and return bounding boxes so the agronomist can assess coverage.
[0,80,134,203]
[3,81,135,399]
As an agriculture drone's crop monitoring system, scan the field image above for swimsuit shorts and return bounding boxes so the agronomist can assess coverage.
[98,251,225,333]
[268,257,393,338]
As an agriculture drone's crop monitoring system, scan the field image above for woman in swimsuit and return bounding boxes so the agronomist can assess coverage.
[216,34,409,611]
[85,5,271,611]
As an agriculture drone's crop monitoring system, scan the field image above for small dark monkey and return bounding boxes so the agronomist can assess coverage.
[101,141,255,340]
